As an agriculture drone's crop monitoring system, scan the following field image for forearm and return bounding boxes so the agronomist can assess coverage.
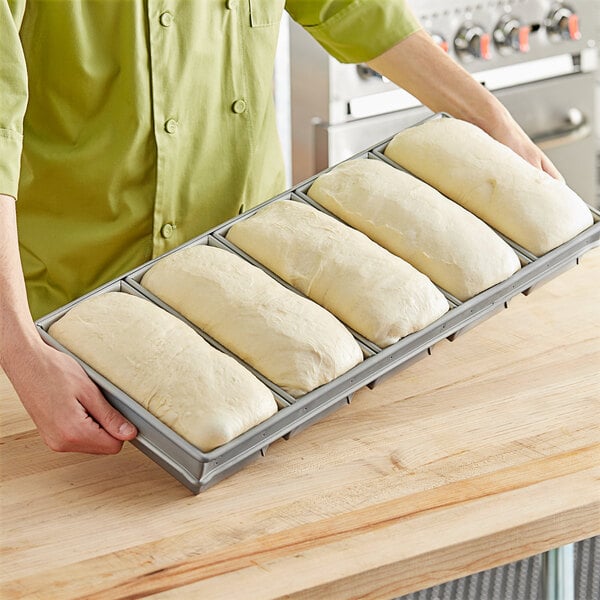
[0,193,40,369]
[367,29,561,179]
[367,30,512,134]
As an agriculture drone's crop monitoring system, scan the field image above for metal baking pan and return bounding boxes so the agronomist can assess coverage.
[34,112,600,494]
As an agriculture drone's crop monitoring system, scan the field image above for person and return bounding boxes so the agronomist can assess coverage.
[0,1,560,456]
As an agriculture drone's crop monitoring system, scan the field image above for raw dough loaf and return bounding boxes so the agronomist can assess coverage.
[384,118,593,256]
[226,201,449,348]
[141,245,363,397]
[308,158,521,301]
[48,292,278,452]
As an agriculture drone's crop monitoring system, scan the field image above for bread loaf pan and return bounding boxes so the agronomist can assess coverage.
[35,112,599,493]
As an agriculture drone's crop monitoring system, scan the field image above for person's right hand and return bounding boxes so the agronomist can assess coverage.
[1,193,135,454]
[4,335,137,454]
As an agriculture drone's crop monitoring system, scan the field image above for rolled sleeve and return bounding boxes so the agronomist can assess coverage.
[286,0,422,63]
[1,0,29,199]
[0,130,23,199]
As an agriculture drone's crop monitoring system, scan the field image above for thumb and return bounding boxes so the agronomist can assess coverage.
[80,386,138,441]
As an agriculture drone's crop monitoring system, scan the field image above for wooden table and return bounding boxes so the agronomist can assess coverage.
[1,248,599,600]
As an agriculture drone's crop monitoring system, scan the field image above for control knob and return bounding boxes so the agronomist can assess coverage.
[430,32,449,53]
[546,3,581,41]
[493,15,530,54]
[454,23,491,61]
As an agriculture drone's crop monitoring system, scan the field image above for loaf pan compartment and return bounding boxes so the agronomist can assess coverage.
[293,152,532,302]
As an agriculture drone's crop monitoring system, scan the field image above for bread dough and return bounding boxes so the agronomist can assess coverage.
[141,245,363,397]
[226,200,449,348]
[48,292,278,452]
[308,158,521,301]
[384,118,593,256]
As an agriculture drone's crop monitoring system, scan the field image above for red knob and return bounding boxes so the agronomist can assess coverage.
[480,33,491,60]
[518,25,530,52]
[430,32,449,53]
[568,14,581,40]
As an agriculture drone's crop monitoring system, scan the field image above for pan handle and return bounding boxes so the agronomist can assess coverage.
[532,108,591,150]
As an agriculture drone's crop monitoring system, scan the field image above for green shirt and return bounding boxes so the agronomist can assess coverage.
[1,0,420,319]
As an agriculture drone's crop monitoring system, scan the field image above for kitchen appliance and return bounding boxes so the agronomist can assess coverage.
[289,0,598,206]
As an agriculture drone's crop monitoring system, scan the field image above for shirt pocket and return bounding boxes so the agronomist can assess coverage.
[248,0,284,27]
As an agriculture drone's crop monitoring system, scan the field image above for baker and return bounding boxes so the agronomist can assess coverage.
[0,1,560,456]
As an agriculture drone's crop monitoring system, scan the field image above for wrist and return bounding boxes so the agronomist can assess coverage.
[0,314,44,371]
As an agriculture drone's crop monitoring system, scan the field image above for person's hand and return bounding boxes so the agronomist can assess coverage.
[1,193,135,454]
[4,335,137,454]
[481,107,564,182]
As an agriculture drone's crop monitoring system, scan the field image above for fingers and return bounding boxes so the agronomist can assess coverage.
[8,343,138,455]
[45,379,137,454]
[78,383,138,442]
[540,153,565,182]
[45,405,125,455]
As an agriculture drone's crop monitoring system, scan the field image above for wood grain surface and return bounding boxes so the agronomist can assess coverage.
[1,248,599,600]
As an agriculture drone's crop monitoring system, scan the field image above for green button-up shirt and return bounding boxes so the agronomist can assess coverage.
[1,0,420,319]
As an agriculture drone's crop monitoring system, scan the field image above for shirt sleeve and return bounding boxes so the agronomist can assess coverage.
[0,0,28,199]
[285,0,422,64]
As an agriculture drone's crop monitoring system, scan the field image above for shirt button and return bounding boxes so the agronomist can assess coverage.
[225,0,237,9]
[160,223,174,239]
[231,99,247,114]
[159,11,173,27]
[164,119,178,134]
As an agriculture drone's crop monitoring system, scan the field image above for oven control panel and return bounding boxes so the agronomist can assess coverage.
[330,0,598,115]
[411,0,593,70]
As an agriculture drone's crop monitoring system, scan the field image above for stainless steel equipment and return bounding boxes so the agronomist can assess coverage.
[289,0,598,205]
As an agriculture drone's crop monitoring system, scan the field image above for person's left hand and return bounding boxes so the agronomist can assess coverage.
[483,108,564,181]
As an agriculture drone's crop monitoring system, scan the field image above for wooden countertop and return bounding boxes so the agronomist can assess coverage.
[1,248,599,600]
